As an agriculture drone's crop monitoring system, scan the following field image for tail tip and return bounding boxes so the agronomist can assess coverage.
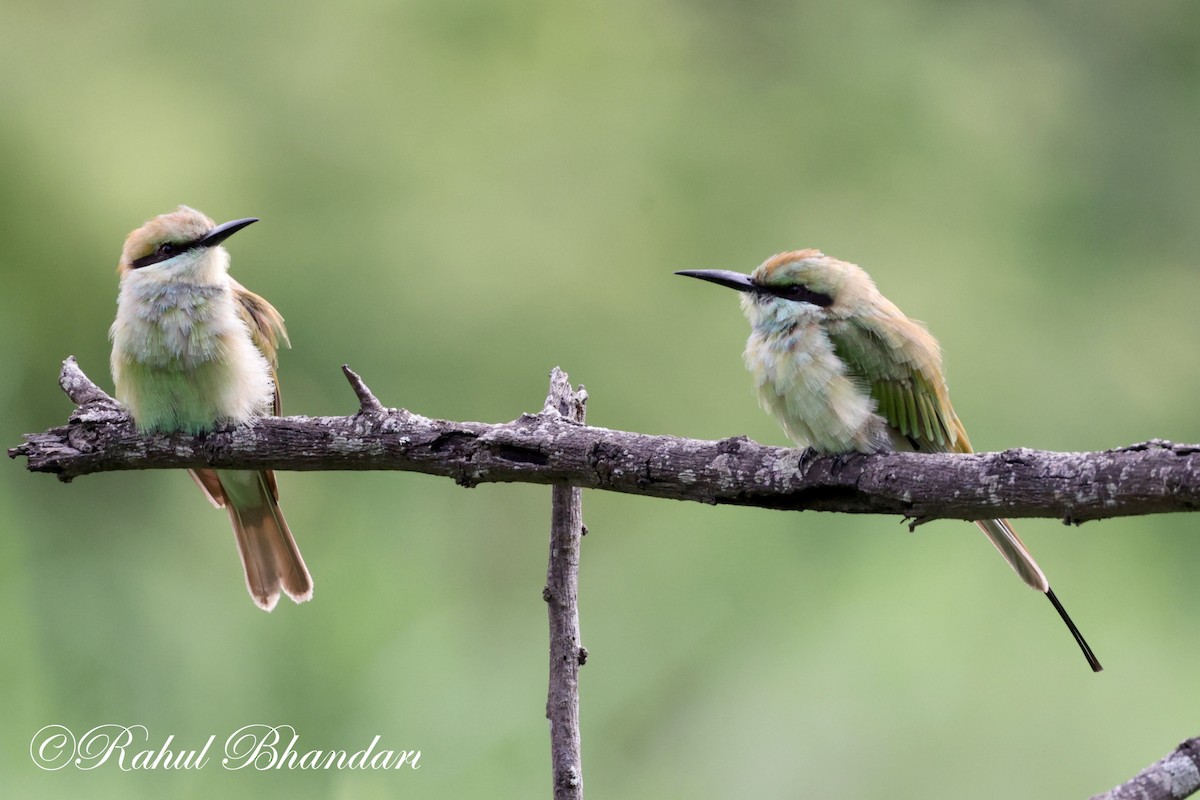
[1045,587,1103,673]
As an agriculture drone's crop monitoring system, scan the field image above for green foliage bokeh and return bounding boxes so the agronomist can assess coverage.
[3,1,1199,797]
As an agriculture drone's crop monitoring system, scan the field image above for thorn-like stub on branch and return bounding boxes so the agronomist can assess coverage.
[544,367,570,416]
[59,356,120,410]
[577,646,588,666]
[341,364,387,416]
[544,367,587,422]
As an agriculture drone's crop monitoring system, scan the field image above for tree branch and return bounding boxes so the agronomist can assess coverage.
[544,368,587,800]
[11,359,1200,795]
[1090,737,1200,800]
[9,357,1200,524]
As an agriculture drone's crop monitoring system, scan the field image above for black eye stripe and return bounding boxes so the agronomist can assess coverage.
[762,283,834,307]
[128,237,201,269]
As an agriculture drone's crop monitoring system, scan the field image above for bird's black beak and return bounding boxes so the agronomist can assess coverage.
[199,217,259,248]
[675,269,757,293]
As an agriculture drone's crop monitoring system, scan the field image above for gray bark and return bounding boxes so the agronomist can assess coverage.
[543,368,587,800]
[10,358,1200,800]
[9,357,1200,526]
[1090,737,1200,800]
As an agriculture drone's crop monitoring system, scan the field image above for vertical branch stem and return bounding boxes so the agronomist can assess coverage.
[544,367,588,800]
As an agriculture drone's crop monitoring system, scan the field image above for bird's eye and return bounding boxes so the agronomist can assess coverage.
[155,243,180,258]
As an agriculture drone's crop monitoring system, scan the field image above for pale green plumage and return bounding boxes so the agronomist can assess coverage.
[109,206,311,612]
[744,252,1050,591]
[678,249,1101,671]
[110,208,278,435]
[824,315,966,453]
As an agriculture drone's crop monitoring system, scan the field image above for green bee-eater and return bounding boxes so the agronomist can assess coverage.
[678,249,1101,672]
[109,206,312,611]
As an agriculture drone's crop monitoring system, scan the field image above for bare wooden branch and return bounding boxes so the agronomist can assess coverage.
[9,357,1200,524]
[11,359,1200,796]
[544,367,587,800]
[1090,737,1200,800]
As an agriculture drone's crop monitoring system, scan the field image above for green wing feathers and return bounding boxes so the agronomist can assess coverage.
[826,311,969,453]
[870,375,968,452]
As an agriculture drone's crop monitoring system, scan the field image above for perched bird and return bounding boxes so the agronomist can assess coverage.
[677,250,1101,672]
[109,206,312,611]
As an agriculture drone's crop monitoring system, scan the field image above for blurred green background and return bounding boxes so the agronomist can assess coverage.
[3,0,1199,797]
